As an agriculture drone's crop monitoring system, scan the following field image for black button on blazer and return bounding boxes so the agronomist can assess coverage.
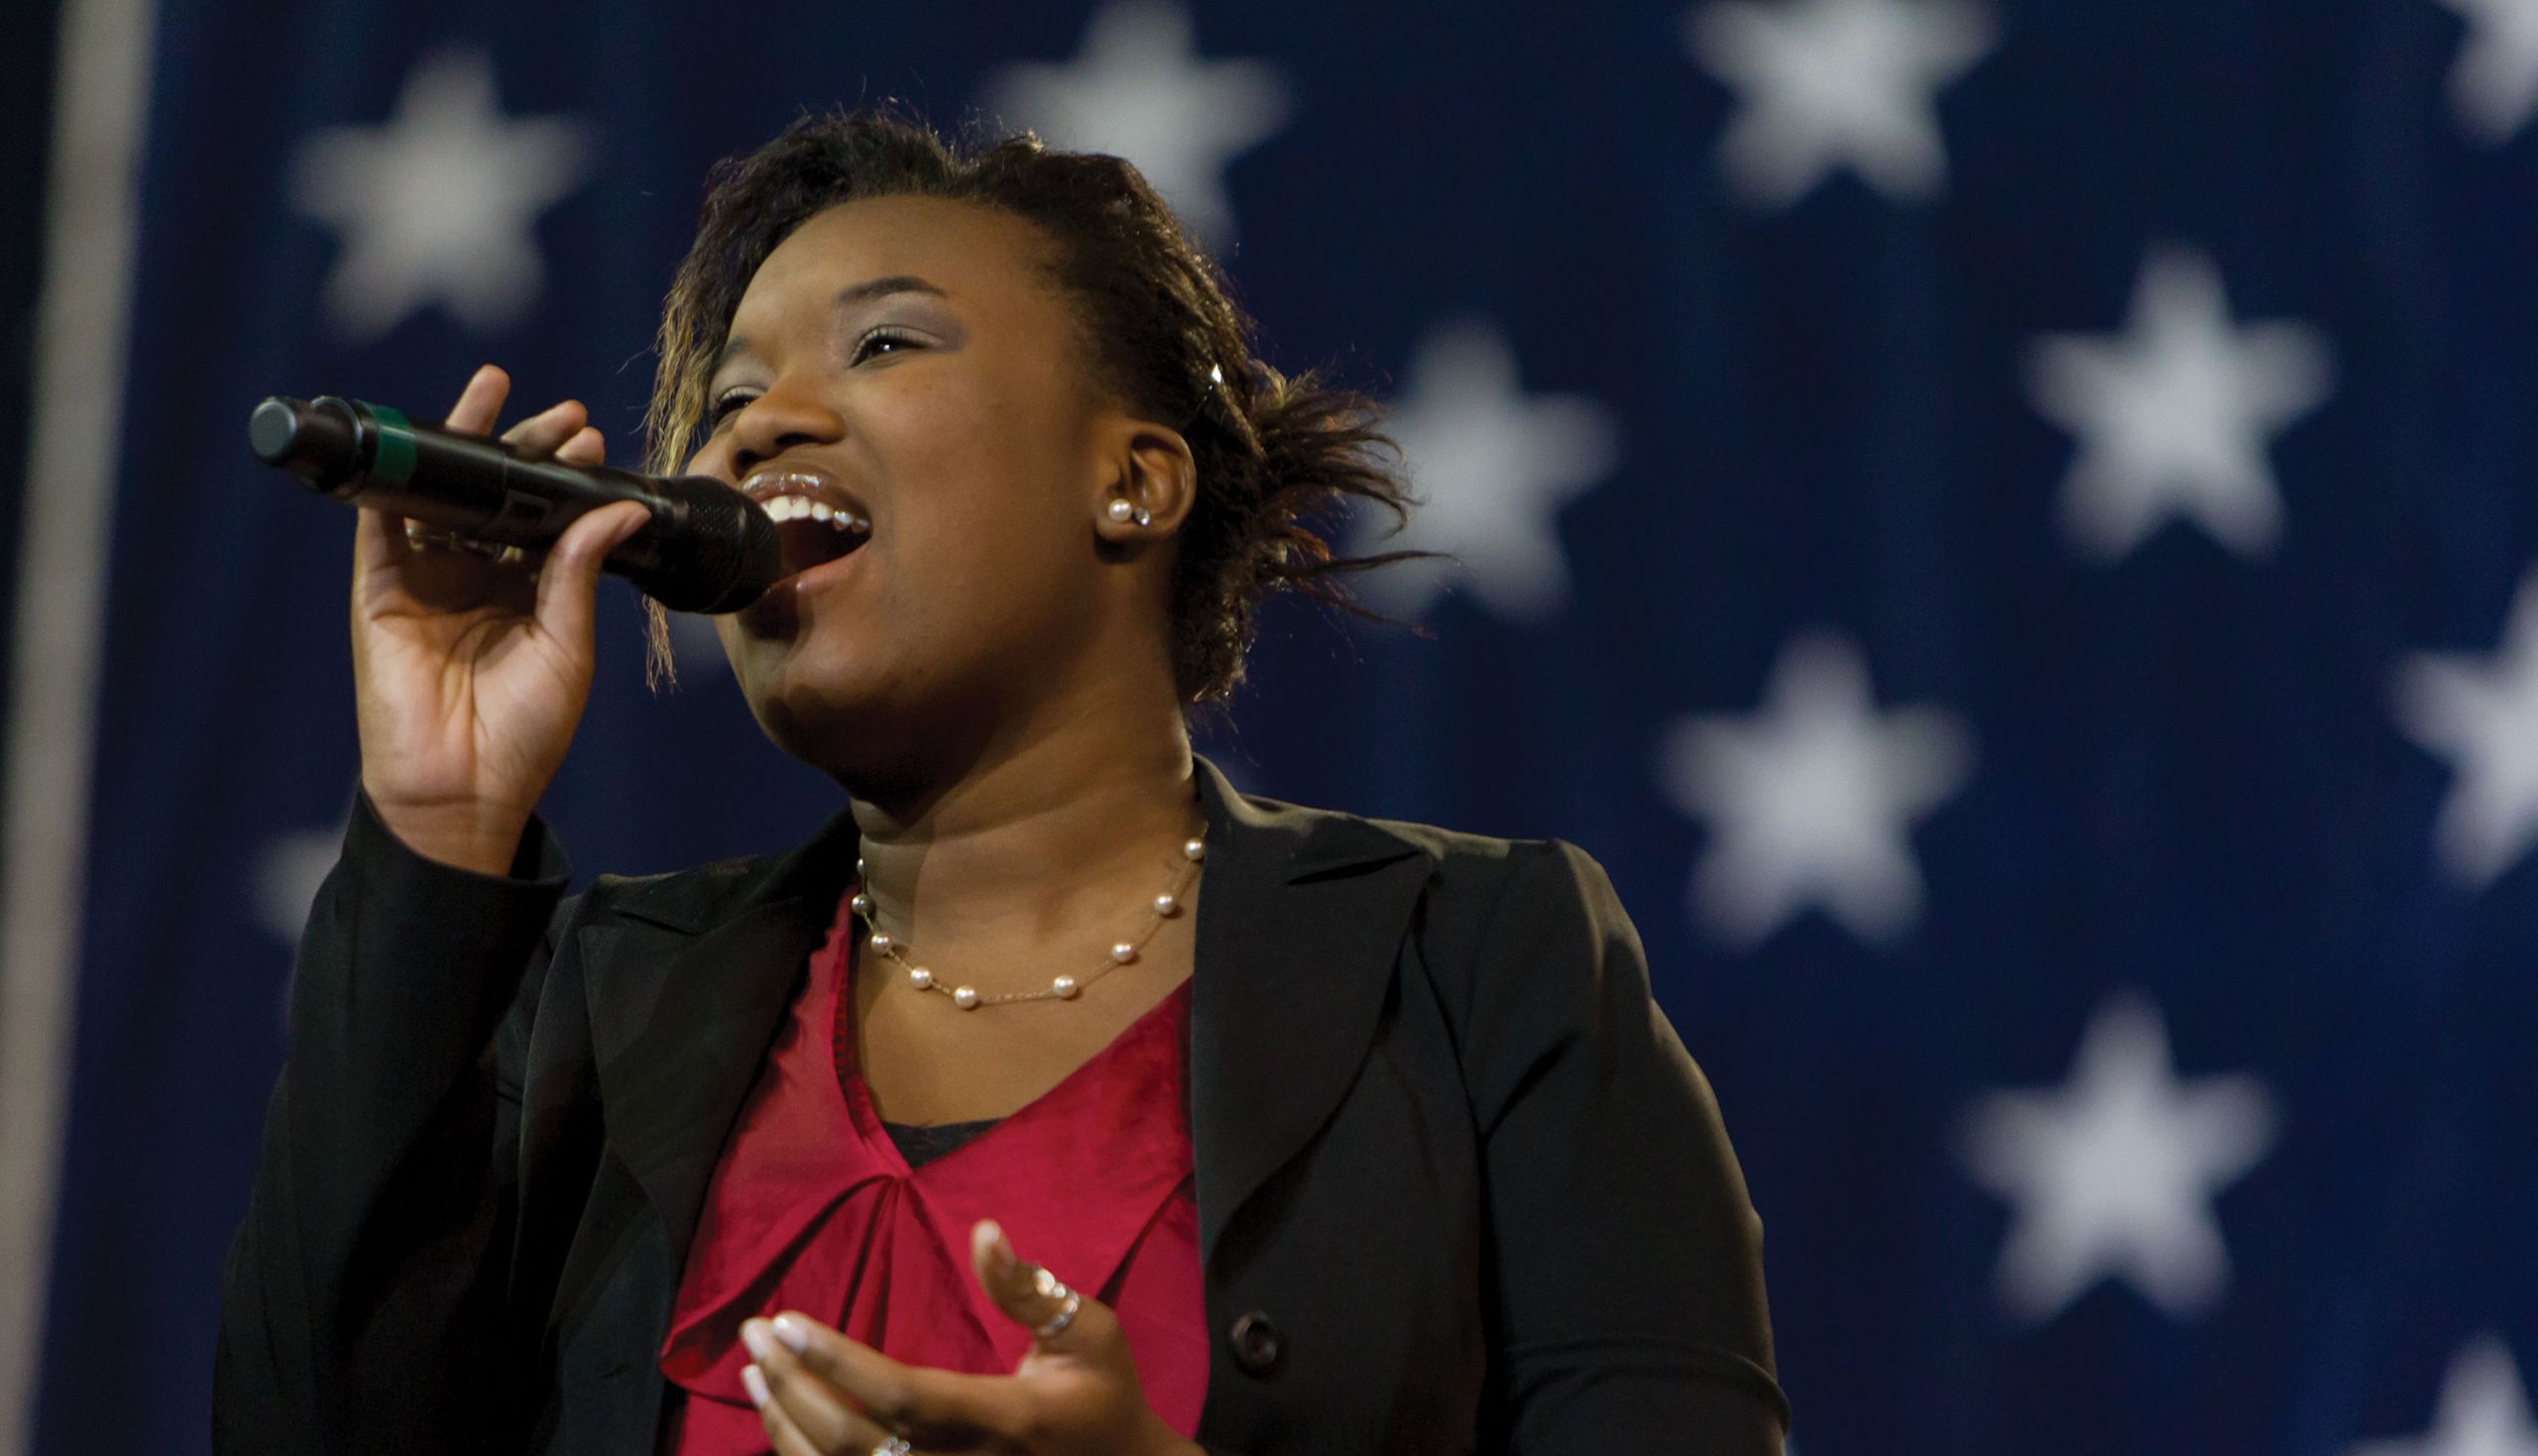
[215,754,1788,1453]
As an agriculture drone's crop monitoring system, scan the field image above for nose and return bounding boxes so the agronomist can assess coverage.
[726,375,844,477]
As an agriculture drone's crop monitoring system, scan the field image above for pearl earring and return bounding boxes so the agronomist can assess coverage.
[1105,498,1135,523]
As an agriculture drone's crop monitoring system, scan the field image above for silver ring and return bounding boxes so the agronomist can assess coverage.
[870,1438,913,1456]
[1032,1288,1082,1340]
[403,520,528,566]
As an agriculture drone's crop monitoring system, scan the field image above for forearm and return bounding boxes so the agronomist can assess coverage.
[214,788,571,1451]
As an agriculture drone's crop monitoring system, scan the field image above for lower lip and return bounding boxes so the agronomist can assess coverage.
[755,540,867,610]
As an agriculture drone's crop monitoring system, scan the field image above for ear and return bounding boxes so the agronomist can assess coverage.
[1090,415,1198,547]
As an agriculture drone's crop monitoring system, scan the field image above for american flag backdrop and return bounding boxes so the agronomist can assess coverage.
[5,1,2537,1451]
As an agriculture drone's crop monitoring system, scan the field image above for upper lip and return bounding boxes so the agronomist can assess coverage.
[738,464,870,526]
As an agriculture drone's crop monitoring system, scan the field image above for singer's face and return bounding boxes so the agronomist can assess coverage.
[684,195,1165,767]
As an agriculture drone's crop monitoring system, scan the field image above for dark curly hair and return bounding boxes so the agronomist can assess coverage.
[637,107,1438,707]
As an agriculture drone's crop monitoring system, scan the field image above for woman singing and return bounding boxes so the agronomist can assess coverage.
[214,111,1788,1455]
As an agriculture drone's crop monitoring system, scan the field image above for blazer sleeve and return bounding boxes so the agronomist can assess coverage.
[1461,840,1789,1454]
[213,786,576,1455]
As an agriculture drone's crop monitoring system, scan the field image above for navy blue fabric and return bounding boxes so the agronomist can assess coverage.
[882,1117,1004,1171]
[30,1,2538,1451]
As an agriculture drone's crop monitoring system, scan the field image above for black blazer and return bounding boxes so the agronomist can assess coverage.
[216,755,1787,1454]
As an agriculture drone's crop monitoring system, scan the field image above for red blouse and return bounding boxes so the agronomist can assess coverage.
[656,882,1211,1452]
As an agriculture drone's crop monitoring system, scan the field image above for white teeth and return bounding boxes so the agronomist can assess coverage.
[750,481,868,533]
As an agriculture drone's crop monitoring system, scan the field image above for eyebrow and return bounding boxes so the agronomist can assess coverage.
[712,275,950,374]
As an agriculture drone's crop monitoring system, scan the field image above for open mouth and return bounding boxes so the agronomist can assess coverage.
[764,494,871,578]
[741,469,873,580]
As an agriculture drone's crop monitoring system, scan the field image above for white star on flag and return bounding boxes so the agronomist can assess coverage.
[981,0,1289,242]
[1657,633,1973,948]
[291,48,596,343]
[1347,319,1619,623]
[1684,0,1995,209]
[1960,992,2276,1322]
[2393,567,2538,891]
[2024,245,2335,563]
[2439,0,2538,144]
[2353,1337,2538,1456]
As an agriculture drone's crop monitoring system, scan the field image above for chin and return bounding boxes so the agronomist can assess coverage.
[742,651,851,731]
[740,640,921,763]
[742,648,1016,799]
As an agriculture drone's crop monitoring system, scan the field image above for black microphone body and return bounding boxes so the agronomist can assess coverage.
[249,393,782,614]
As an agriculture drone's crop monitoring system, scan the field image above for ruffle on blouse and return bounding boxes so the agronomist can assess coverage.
[656,884,1207,1452]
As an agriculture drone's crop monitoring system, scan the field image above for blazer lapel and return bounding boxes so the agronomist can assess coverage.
[579,810,862,1281]
[1186,755,1430,1262]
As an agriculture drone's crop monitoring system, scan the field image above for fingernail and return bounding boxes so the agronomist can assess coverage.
[771,1313,810,1354]
[741,1363,769,1408]
[977,1219,1014,1272]
[741,1319,774,1363]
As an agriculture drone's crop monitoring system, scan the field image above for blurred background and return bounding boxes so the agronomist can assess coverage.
[6,0,2537,1451]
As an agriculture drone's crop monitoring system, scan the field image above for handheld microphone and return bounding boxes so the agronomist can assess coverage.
[248,393,782,614]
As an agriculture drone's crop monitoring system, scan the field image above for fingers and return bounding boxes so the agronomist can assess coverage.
[750,1370,842,1456]
[743,1345,861,1456]
[444,363,510,434]
[502,398,592,459]
[743,1317,929,1455]
[757,1312,1031,1448]
[447,358,600,463]
[370,362,512,576]
[735,1234,1150,1455]
[370,365,617,593]
[532,501,651,648]
[355,503,409,575]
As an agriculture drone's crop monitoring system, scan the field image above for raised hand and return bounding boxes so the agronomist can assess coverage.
[737,1220,1203,1456]
[351,364,653,874]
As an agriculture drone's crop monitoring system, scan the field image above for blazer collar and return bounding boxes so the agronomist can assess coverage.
[576,752,1432,1279]
[1179,757,1432,1256]
[573,819,857,1311]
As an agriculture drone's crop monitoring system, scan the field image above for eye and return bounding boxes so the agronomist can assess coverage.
[705,391,755,431]
[852,325,924,365]
[704,327,922,434]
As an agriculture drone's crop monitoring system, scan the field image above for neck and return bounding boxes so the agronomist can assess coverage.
[842,703,1203,950]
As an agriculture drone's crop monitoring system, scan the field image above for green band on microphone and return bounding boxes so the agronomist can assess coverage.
[367,402,418,488]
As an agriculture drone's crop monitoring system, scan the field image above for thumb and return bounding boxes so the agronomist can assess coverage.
[971,1219,1105,1352]
[533,500,651,647]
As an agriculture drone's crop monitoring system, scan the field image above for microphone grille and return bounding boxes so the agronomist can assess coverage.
[640,478,783,614]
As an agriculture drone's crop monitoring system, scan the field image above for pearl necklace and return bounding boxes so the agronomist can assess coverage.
[849,826,1208,1010]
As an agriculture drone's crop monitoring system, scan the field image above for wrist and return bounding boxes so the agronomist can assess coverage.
[364,792,533,877]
